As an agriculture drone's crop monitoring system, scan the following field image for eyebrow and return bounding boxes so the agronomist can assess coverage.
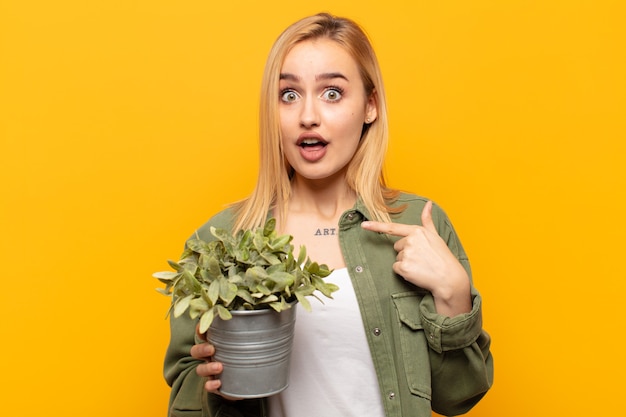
[279,72,349,82]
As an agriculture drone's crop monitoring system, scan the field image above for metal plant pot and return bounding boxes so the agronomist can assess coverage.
[210,304,297,398]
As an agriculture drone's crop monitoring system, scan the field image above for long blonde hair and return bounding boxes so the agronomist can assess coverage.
[232,13,401,232]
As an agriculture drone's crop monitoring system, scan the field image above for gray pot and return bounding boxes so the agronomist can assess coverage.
[209,304,297,398]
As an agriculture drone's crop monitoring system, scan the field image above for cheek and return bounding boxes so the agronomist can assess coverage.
[328,110,365,138]
[325,103,361,123]
[278,107,290,131]
[278,111,297,149]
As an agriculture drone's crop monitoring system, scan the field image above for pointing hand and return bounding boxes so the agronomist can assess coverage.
[361,201,471,316]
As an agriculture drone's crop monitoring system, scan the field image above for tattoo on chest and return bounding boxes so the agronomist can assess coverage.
[314,228,337,236]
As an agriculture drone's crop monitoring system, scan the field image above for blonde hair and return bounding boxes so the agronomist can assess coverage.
[232,13,401,232]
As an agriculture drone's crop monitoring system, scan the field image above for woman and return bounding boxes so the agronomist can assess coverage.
[164,13,493,417]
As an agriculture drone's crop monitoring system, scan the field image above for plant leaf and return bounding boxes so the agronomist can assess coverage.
[180,259,199,276]
[306,261,320,275]
[199,309,215,334]
[173,294,193,317]
[268,271,294,292]
[269,297,290,312]
[258,294,279,304]
[167,260,184,272]
[208,279,220,304]
[155,287,171,296]
[187,239,209,254]
[216,304,232,320]
[316,264,332,277]
[297,245,307,266]
[219,278,238,305]
[183,270,202,293]
[261,252,281,265]
[189,297,210,319]
[295,291,312,312]
[236,288,255,304]
[295,283,316,297]
[263,217,276,235]
[254,283,271,296]
[153,271,179,281]
[245,266,269,282]
[312,276,339,298]
[253,231,265,252]
[209,226,230,242]
[154,217,340,320]
[268,234,291,250]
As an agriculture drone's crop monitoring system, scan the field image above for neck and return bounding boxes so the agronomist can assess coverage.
[288,175,357,221]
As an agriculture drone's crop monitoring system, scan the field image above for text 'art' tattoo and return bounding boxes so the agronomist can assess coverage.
[314,228,337,236]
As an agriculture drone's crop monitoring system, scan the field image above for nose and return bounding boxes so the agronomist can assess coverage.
[299,95,320,128]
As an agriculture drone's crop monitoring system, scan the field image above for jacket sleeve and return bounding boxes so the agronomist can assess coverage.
[163,209,265,417]
[419,204,494,415]
[419,290,493,415]
[163,310,206,416]
[163,298,266,417]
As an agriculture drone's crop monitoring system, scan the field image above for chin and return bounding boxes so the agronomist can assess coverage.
[293,168,346,182]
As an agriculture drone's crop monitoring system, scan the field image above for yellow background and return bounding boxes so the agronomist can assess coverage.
[1,0,624,415]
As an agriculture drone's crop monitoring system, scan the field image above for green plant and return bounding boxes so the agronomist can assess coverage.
[154,218,339,333]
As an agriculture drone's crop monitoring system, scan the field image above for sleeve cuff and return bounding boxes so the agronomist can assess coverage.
[419,288,484,353]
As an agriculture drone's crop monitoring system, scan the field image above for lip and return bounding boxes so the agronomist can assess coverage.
[296,132,328,162]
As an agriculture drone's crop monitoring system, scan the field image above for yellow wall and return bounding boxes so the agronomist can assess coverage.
[1,0,624,415]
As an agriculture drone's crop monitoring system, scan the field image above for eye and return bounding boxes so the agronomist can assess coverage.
[280,90,299,103]
[322,87,343,102]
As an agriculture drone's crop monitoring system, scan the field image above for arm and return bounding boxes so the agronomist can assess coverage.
[164,308,266,417]
[415,203,493,415]
[163,311,207,416]
[163,209,266,416]
[419,288,493,415]
[362,200,493,414]
[162,211,229,414]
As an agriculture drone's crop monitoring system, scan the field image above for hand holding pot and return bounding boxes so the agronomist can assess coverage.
[191,325,238,400]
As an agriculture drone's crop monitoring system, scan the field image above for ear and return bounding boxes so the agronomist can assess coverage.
[365,89,378,124]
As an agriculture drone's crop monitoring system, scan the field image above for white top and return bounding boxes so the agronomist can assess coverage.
[268,268,386,417]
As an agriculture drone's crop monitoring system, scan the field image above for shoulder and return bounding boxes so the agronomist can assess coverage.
[393,192,468,259]
[188,207,238,242]
[392,192,450,227]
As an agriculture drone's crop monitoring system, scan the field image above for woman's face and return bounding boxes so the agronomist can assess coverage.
[278,38,377,182]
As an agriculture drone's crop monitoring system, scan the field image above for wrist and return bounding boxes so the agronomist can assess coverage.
[432,275,471,317]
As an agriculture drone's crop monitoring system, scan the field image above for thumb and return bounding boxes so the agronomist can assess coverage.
[421,200,437,233]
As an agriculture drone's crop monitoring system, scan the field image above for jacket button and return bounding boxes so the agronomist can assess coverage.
[355,265,363,273]
[347,212,355,220]
[388,391,396,400]
[373,327,381,336]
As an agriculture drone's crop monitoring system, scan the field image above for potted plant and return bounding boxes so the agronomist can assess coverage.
[154,217,338,398]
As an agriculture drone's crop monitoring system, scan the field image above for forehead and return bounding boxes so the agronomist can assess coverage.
[280,38,360,78]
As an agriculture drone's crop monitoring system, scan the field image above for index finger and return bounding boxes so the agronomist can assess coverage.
[361,220,416,237]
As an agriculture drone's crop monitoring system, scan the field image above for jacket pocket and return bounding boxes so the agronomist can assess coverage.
[391,291,432,400]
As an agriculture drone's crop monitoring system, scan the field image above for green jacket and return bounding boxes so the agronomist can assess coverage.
[163,193,494,417]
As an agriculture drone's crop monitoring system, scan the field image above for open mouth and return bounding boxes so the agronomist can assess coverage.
[298,138,327,148]
[296,135,328,162]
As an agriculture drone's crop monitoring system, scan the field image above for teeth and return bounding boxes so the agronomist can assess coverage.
[301,139,320,145]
